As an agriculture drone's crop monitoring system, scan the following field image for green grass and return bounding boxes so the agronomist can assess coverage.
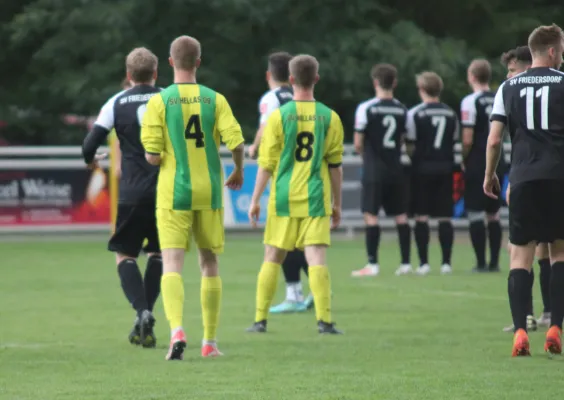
[0,234,562,400]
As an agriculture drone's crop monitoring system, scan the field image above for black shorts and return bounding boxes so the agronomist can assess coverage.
[464,174,501,214]
[108,203,160,257]
[362,176,407,216]
[412,174,453,218]
[509,180,564,245]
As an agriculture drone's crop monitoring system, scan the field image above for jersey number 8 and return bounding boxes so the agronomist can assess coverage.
[184,114,205,148]
[295,131,314,162]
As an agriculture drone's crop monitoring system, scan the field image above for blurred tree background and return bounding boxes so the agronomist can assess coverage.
[0,0,562,145]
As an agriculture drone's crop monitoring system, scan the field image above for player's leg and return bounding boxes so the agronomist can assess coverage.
[247,215,293,332]
[387,176,411,274]
[485,184,502,272]
[465,176,487,272]
[300,216,341,334]
[352,181,382,277]
[193,209,225,357]
[108,205,151,346]
[507,181,540,356]
[156,208,192,360]
[412,175,430,275]
[536,243,551,326]
[270,249,309,313]
[431,174,455,275]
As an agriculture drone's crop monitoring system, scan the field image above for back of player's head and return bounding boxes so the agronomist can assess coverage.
[468,59,491,84]
[126,47,158,83]
[289,55,319,89]
[416,71,443,97]
[268,52,292,82]
[370,64,397,90]
[528,24,564,55]
[500,46,532,67]
[170,36,201,71]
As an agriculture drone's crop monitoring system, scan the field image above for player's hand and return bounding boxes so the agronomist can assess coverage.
[113,166,122,179]
[248,144,258,159]
[225,167,243,190]
[86,153,107,170]
[248,201,260,228]
[331,206,342,229]
[505,184,510,205]
[460,162,466,172]
[483,174,500,199]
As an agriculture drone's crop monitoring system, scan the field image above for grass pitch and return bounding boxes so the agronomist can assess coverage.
[1,233,562,400]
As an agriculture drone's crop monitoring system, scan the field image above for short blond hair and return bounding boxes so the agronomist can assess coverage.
[289,55,319,88]
[170,36,201,70]
[416,71,444,97]
[528,24,564,55]
[125,47,158,83]
[468,59,491,84]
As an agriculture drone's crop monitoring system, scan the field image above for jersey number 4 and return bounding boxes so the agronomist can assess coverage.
[184,115,205,148]
[520,86,550,130]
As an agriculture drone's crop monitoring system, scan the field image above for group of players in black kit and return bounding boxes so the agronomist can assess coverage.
[81,23,564,357]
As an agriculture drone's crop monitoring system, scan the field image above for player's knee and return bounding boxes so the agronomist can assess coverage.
[264,245,286,265]
[147,253,161,261]
[304,245,327,266]
[415,215,428,223]
[363,213,378,226]
[549,240,564,264]
[395,213,408,224]
[535,243,550,260]
[467,211,485,222]
[509,242,536,270]
[116,253,135,266]
[198,248,218,276]
[161,248,185,274]
[486,212,500,222]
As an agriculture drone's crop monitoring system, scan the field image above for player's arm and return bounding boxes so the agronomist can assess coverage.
[249,93,280,157]
[484,84,506,198]
[404,108,417,157]
[325,112,345,228]
[460,96,477,160]
[82,98,115,167]
[216,94,245,188]
[353,102,368,155]
[110,134,121,178]
[141,95,165,166]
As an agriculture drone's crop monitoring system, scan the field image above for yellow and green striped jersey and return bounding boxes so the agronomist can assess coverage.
[259,101,344,217]
[141,83,244,211]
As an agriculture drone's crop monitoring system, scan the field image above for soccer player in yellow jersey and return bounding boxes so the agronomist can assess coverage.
[141,36,245,360]
[247,55,345,334]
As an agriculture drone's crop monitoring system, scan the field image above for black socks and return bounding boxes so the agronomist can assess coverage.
[527,269,534,316]
[508,268,532,332]
[118,259,148,317]
[487,220,502,268]
[396,223,411,265]
[538,258,551,313]
[550,262,564,329]
[469,221,487,267]
[438,221,454,265]
[414,221,429,266]
[366,225,381,264]
[144,255,163,312]
[282,250,307,283]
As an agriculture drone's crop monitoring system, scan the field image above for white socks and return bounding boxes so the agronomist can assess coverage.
[286,282,304,302]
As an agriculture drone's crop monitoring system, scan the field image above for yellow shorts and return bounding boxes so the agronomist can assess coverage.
[156,208,224,253]
[264,215,331,251]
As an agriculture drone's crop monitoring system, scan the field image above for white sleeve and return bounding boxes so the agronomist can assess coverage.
[490,83,507,122]
[259,92,280,125]
[354,102,368,133]
[460,94,477,127]
[405,107,417,141]
[93,92,122,130]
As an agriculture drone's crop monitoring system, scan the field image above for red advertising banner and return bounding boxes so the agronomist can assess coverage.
[0,167,111,227]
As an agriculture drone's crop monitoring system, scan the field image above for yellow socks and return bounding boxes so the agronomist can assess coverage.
[161,272,184,330]
[201,276,222,341]
[309,265,332,323]
[255,262,281,322]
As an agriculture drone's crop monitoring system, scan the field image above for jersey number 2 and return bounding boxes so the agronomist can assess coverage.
[520,86,550,130]
[382,115,396,149]
[185,115,205,148]
[295,131,314,162]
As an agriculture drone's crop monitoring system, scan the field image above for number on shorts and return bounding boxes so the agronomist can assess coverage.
[185,114,205,148]
[295,131,314,162]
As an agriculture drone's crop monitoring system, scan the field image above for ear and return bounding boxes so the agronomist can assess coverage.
[373,79,379,89]
[266,71,271,82]
[168,57,174,68]
[152,70,157,80]
[289,75,295,85]
[195,58,201,68]
[392,78,398,89]
[314,74,320,84]
[126,71,133,82]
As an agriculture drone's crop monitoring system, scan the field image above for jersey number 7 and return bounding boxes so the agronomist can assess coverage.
[185,114,205,148]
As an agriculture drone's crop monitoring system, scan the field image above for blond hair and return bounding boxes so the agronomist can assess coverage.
[289,55,319,88]
[416,71,444,97]
[528,24,564,55]
[170,36,201,70]
[125,47,158,83]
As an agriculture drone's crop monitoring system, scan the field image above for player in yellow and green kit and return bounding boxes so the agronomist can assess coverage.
[141,36,245,360]
[247,55,344,334]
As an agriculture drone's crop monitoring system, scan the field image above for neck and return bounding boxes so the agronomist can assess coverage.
[472,84,489,93]
[531,57,553,68]
[421,94,440,103]
[375,88,394,99]
[269,80,289,90]
[292,86,315,101]
[131,80,152,87]
[174,69,197,84]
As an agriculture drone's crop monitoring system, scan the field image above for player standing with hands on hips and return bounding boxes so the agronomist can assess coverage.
[484,24,564,357]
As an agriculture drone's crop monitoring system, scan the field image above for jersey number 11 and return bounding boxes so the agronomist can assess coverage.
[520,86,549,130]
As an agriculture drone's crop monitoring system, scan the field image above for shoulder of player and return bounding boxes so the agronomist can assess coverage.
[355,97,379,113]
[103,89,129,109]
[460,92,480,108]
[258,89,277,104]
[407,102,426,117]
